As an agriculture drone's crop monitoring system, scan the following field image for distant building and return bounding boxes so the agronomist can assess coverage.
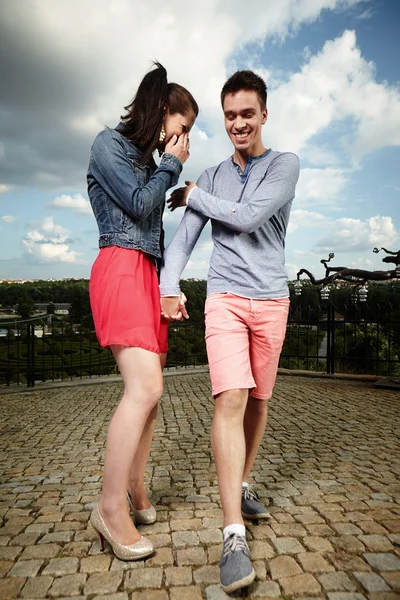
[33,303,71,314]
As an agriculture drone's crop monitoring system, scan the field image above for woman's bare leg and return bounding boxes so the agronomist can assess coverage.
[127,352,167,509]
[98,346,163,545]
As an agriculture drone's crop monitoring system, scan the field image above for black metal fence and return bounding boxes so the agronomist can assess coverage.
[1,302,399,388]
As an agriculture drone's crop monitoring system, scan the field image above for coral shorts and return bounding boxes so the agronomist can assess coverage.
[89,246,169,353]
[205,293,289,399]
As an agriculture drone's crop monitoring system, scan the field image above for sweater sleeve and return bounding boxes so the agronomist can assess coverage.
[89,129,182,221]
[159,171,210,296]
[187,153,300,234]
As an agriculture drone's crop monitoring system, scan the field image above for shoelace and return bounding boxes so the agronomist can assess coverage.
[241,486,260,502]
[222,534,249,559]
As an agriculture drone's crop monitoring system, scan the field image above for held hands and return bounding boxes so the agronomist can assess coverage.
[161,292,189,321]
[165,133,190,165]
[167,181,197,211]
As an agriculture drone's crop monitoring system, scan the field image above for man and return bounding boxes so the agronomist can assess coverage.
[160,70,299,593]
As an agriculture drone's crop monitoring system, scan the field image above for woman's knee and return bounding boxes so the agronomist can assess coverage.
[124,379,163,411]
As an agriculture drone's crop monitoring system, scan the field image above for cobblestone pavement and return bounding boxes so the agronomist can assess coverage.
[1,373,399,600]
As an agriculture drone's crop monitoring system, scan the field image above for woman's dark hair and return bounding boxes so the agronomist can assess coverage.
[221,70,267,111]
[120,62,199,164]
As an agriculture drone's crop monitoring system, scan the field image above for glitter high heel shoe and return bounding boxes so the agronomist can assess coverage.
[127,492,157,525]
[90,504,154,561]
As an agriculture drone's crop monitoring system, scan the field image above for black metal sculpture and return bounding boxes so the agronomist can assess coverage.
[295,248,400,291]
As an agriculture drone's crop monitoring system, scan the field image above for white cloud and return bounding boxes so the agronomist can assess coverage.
[22,217,85,264]
[288,209,327,232]
[50,193,92,215]
[267,30,400,161]
[315,215,398,252]
[2,215,17,223]
[0,184,9,194]
[296,168,349,208]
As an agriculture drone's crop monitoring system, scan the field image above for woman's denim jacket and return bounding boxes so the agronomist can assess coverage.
[87,123,182,259]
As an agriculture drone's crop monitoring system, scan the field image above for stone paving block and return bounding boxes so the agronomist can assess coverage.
[42,556,79,576]
[358,535,394,552]
[332,536,366,554]
[248,539,275,559]
[329,553,371,572]
[297,552,335,573]
[205,584,231,599]
[0,547,22,561]
[354,571,391,592]
[246,523,276,540]
[203,517,223,529]
[269,555,303,579]
[253,559,267,581]
[381,571,400,591]
[363,553,400,571]
[83,571,123,595]
[279,572,322,595]
[307,524,336,536]
[124,567,163,590]
[272,536,306,554]
[93,595,128,600]
[304,536,334,552]
[80,554,112,572]
[382,520,400,533]
[367,594,400,600]
[48,573,87,597]
[251,580,281,597]
[170,587,202,600]
[207,544,222,564]
[333,523,364,535]
[165,566,193,586]
[0,559,13,576]
[38,531,74,544]
[177,546,207,566]
[198,529,222,545]
[146,547,174,567]
[20,575,53,598]
[61,541,91,557]
[359,522,389,535]
[20,543,61,559]
[128,592,168,600]
[7,558,43,577]
[271,523,307,537]
[146,533,171,550]
[110,557,145,571]
[318,571,357,592]
[327,594,367,600]
[172,531,199,548]
[8,532,41,546]
[193,565,219,585]
[0,576,26,599]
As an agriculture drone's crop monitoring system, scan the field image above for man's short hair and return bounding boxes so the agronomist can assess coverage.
[221,70,267,111]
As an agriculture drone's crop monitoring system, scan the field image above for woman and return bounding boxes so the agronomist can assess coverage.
[87,63,198,560]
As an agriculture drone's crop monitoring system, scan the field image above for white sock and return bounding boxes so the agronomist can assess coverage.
[223,524,246,540]
[242,481,249,489]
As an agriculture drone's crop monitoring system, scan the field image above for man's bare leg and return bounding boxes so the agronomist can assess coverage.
[243,396,268,482]
[211,388,248,527]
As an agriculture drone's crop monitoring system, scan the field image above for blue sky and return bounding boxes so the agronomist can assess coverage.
[0,0,399,282]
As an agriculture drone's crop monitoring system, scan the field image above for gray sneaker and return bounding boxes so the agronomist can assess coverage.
[219,533,255,593]
[241,487,270,520]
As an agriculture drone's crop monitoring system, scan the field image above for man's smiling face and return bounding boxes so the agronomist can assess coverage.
[223,89,267,157]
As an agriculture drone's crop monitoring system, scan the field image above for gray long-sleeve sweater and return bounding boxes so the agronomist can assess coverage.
[159,150,300,299]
